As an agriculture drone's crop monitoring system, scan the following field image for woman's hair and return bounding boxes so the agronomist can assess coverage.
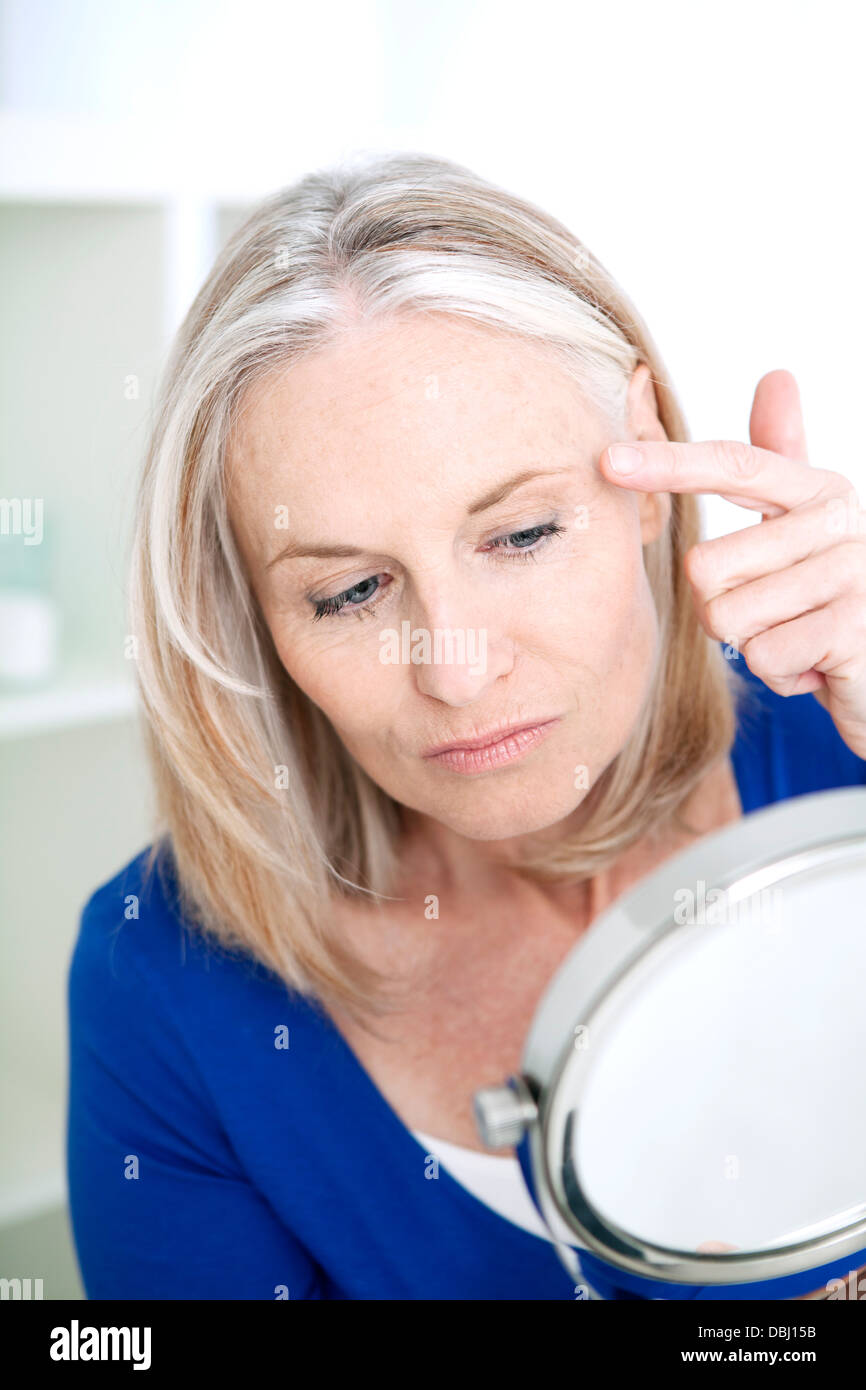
[129,150,752,1026]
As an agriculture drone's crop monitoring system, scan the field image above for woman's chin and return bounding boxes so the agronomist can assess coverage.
[423,794,591,844]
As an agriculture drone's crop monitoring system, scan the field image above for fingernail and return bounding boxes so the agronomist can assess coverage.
[607,445,643,475]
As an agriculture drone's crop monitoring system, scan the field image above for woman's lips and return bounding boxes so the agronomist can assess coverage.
[423,718,561,774]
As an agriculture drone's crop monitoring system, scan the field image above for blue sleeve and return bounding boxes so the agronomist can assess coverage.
[726,650,866,806]
[67,885,324,1300]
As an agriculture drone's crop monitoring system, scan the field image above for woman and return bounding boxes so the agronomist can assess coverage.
[67,152,866,1300]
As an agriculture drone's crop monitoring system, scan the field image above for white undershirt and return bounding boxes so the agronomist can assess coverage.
[413,1128,580,1247]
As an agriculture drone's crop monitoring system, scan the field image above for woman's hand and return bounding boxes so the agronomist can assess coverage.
[600,371,866,760]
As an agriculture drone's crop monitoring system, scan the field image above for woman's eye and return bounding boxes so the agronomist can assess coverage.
[312,574,384,621]
[484,521,565,556]
[310,519,565,621]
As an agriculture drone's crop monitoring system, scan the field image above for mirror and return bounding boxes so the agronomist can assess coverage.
[569,846,866,1255]
[476,790,866,1297]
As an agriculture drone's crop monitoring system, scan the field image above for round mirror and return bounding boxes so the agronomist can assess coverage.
[476,789,866,1299]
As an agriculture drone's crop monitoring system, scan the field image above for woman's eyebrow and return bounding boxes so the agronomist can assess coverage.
[265,465,573,569]
[466,466,572,516]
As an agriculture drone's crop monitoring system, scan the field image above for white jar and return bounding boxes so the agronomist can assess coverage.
[0,590,60,684]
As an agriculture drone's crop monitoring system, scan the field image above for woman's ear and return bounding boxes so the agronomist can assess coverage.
[625,362,671,545]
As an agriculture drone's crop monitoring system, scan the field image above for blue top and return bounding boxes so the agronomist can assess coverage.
[67,653,866,1300]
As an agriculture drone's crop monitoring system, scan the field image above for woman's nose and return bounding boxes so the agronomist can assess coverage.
[402,591,514,705]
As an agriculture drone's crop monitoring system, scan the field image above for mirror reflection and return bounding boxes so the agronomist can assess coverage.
[569,852,866,1255]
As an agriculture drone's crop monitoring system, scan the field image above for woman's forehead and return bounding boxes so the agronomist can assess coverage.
[227,319,601,494]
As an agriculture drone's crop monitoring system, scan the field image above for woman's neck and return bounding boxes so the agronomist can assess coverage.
[396,753,742,917]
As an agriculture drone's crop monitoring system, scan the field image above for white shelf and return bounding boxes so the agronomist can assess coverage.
[0,1067,68,1227]
[0,1170,67,1229]
[0,673,138,740]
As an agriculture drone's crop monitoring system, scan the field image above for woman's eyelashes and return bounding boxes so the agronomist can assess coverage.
[309,519,567,621]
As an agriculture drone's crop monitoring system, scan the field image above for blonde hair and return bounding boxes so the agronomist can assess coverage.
[130,150,750,1025]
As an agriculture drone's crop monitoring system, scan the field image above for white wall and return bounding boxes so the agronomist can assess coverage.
[3,0,861,521]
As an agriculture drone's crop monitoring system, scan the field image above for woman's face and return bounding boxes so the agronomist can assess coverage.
[226,314,670,844]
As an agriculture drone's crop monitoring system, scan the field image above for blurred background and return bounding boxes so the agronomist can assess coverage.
[0,0,863,1299]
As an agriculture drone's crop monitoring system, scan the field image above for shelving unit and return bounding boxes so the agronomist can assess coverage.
[0,122,258,1280]
[0,672,137,741]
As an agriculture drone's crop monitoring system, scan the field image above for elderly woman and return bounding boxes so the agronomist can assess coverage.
[67,153,866,1300]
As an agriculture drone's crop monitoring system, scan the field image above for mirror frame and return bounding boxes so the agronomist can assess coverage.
[515,788,866,1293]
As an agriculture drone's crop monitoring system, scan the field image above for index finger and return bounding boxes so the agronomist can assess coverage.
[600,439,831,516]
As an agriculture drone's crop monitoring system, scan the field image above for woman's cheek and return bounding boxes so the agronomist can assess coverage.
[569,535,654,658]
[271,622,358,715]
[585,555,660,731]
[278,624,402,755]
